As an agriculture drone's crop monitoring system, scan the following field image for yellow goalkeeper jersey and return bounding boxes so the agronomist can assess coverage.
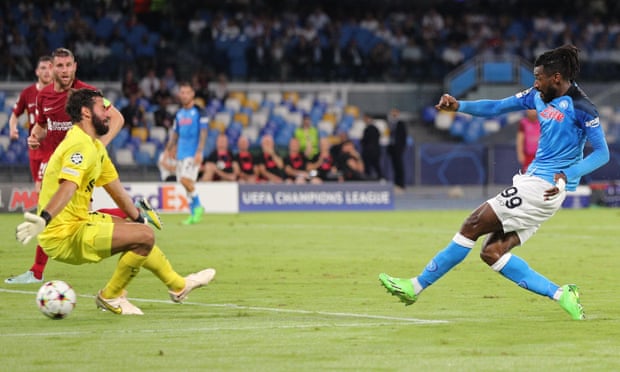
[38,126,118,245]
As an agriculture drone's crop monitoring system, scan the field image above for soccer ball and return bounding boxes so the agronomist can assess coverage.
[36,280,77,319]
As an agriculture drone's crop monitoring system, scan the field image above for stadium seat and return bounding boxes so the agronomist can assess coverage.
[228,91,246,105]
[0,112,8,128]
[250,110,269,128]
[296,97,314,114]
[209,120,226,132]
[348,119,366,140]
[144,111,155,127]
[317,120,335,135]
[114,148,135,165]
[242,126,259,144]
[317,91,336,105]
[225,97,242,112]
[265,91,282,105]
[139,142,157,158]
[246,91,264,105]
[149,126,168,144]
[344,105,360,118]
[233,112,249,127]
[272,104,289,119]
[286,111,303,127]
[0,135,9,151]
[243,99,259,112]
[322,112,337,125]
[131,127,149,142]
[134,150,153,165]
[214,111,232,128]
[283,91,299,104]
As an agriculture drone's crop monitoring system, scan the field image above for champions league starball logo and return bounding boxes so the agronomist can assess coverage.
[70,152,83,165]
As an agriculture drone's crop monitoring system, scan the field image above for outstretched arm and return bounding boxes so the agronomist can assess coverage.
[102,179,141,221]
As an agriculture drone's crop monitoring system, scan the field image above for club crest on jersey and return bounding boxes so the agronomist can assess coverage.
[70,152,84,165]
[558,100,569,110]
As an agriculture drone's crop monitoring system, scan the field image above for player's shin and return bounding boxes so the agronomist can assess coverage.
[417,233,474,289]
[492,253,559,298]
[141,245,185,292]
[101,251,147,299]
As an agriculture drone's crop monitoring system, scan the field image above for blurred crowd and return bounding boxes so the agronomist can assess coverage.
[2,0,620,83]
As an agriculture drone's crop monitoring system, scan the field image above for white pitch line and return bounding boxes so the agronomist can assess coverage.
[0,287,448,325]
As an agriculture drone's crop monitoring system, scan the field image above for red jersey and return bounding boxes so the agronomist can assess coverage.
[13,83,43,159]
[35,79,96,159]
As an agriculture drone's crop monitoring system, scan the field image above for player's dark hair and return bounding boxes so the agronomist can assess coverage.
[38,55,52,64]
[178,81,192,89]
[534,44,580,81]
[66,89,104,122]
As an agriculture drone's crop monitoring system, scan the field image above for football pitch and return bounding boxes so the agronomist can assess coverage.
[1,208,619,371]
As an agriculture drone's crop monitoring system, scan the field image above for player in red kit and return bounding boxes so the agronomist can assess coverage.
[6,48,130,284]
[8,56,53,192]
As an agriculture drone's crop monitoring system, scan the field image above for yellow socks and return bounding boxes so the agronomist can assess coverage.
[142,245,185,292]
[101,251,147,299]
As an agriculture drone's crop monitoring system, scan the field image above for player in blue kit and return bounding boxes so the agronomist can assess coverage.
[380,45,609,320]
[164,82,208,224]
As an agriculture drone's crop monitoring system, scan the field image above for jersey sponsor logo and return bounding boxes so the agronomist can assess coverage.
[70,152,83,165]
[585,117,600,128]
[47,120,73,131]
[540,106,565,122]
[515,87,533,98]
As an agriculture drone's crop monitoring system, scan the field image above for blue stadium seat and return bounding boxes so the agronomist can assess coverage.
[134,150,153,165]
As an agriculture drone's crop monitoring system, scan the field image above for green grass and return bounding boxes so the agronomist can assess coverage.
[1,208,619,371]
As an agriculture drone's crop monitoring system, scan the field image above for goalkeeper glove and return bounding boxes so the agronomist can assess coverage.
[16,212,49,245]
[134,198,163,230]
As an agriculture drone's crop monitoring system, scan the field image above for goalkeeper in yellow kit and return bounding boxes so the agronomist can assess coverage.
[16,88,215,315]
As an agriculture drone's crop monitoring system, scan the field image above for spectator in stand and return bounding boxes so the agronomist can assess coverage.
[330,131,349,161]
[344,39,366,82]
[516,109,541,173]
[120,92,147,129]
[337,140,366,181]
[235,136,259,183]
[294,114,319,159]
[361,113,383,180]
[387,108,407,191]
[201,133,239,181]
[211,73,229,102]
[257,134,285,183]
[153,96,175,130]
[121,68,141,98]
[8,32,33,80]
[191,71,210,105]
[283,137,315,184]
[161,66,179,97]
[139,67,160,102]
[309,137,342,182]
[247,36,272,82]
[158,142,177,182]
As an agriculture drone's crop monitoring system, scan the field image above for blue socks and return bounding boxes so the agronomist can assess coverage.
[417,233,474,289]
[492,253,559,299]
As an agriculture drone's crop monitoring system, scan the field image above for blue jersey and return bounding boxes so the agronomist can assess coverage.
[458,84,609,191]
[173,105,209,160]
